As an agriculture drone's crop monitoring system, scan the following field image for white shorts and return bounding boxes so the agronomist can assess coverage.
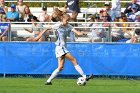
[55,46,69,58]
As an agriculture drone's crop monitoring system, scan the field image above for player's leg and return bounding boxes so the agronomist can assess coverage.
[65,52,86,78]
[65,52,94,81]
[45,56,65,85]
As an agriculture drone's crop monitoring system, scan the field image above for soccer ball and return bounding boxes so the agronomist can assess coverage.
[77,77,86,86]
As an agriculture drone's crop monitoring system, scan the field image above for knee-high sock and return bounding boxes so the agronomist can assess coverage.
[47,68,60,82]
[74,65,86,78]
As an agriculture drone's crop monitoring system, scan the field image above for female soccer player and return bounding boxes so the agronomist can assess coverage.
[34,13,93,85]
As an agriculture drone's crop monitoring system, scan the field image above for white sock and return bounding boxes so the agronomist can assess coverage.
[74,65,86,78]
[47,68,60,82]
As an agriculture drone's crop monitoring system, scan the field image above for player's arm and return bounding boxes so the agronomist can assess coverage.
[72,28,87,36]
[34,26,52,41]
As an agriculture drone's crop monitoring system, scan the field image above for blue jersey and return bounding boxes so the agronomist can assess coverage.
[0,23,9,36]
[52,23,73,47]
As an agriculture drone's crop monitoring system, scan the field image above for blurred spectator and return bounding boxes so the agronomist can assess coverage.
[24,16,45,42]
[101,11,111,42]
[99,9,105,19]
[117,13,133,42]
[112,0,121,19]
[50,7,62,22]
[16,0,27,21]
[66,0,80,21]
[119,13,131,32]
[23,6,33,22]
[102,12,110,27]
[127,11,140,41]
[6,4,19,22]
[126,28,140,43]
[88,15,95,27]
[66,0,81,42]
[60,4,67,13]
[0,15,9,41]
[124,0,140,14]
[104,1,114,21]
[89,14,105,42]
[38,6,50,22]
[101,11,112,22]
[127,4,138,22]
[0,7,4,21]
[111,17,124,42]
[135,11,140,23]
[137,0,140,5]
[119,13,130,27]
[53,5,67,14]
[133,28,140,42]
[0,0,8,14]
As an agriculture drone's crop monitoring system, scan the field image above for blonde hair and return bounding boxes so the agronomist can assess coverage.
[62,13,70,18]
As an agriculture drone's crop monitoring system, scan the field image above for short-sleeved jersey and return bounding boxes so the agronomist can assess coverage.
[66,0,80,13]
[52,23,73,47]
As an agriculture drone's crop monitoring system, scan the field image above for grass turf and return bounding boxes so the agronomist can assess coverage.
[0,78,140,93]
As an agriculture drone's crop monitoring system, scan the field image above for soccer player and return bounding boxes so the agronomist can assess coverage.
[33,13,93,85]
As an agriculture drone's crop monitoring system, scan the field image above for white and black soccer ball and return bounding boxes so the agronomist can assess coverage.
[77,77,86,86]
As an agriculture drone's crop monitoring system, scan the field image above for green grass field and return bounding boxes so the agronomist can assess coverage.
[0,78,140,93]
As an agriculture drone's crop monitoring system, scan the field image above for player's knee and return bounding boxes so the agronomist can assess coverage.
[71,58,78,65]
[71,58,76,62]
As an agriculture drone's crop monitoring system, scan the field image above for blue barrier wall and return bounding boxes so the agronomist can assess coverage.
[0,42,140,76]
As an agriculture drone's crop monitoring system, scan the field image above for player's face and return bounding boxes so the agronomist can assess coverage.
[62,15,70,25]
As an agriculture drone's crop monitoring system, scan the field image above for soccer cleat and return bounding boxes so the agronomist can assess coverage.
[45,82,52,85]
[86,74,94,81]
